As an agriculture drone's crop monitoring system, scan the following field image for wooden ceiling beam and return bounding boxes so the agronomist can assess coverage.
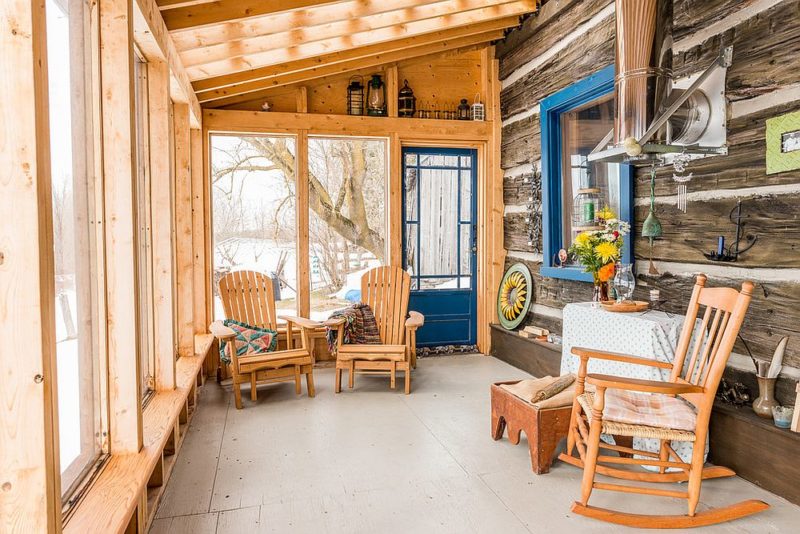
[172,0,507,50]
[162,0,344,31]
[184,2,533,80]
[179,0,520,67]
[191,19,516,92]
[199,34,503,107]
[156,0,215,10]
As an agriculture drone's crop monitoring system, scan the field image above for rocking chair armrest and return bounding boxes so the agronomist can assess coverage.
[279,315,322,330]
[323,317,346,328]
[209,321,236,341]
[571,347,674,370]
[586,374,704,395]
[405,311,425,330]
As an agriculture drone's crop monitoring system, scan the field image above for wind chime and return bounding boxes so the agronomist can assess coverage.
[671,151,693,212]
[641,163,663,275]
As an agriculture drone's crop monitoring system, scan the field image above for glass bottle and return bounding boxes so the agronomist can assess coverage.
[613,263,636,303]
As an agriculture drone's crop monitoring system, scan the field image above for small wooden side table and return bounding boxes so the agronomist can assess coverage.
[491,381,572,474]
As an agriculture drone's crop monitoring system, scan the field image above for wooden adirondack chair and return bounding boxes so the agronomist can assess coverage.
[326,266,424,394]
[559,275,769,528]
[210,270,319,409]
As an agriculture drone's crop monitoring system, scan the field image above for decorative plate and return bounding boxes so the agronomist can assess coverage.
[497,263,533,330]
[600,300,649,313]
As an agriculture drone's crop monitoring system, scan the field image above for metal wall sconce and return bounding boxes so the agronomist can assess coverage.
[703,200,758,262]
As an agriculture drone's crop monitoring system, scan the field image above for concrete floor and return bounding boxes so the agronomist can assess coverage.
[151,354,800,533]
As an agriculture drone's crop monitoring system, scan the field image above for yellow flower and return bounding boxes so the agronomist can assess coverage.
[596,206,616,220]
[595,241,619,263]
[574,231,591,248]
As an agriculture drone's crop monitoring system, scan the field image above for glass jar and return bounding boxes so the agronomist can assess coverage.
[613,263,636,302]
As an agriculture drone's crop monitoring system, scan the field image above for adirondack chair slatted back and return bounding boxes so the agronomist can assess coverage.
[669,275,754,411]
[361,266,411,345]
[218,271,278,331]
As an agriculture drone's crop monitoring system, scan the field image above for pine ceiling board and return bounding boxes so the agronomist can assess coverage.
[162,0,345,31]
[183,4,532,79]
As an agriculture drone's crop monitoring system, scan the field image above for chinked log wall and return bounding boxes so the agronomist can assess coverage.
[496,0,800,403]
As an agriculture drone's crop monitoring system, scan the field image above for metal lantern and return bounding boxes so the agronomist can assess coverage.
[457,98,470,120]
[398,79,416,117]
[366,74,386,116]
[347,76,364,116]
[471,93,485,121]
[572,188,602,228]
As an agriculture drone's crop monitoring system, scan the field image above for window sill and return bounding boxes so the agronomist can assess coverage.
[63,334,213,534]
[540,266,593,283]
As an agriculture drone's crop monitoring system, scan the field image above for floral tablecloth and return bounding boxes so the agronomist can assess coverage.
[560,302,705,465]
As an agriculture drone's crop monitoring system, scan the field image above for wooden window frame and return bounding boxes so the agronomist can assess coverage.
[540,65,634,282]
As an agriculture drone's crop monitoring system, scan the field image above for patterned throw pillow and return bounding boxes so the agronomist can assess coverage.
[219,319,278,364]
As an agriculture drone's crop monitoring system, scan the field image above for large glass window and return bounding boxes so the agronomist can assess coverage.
[307,137,387,319]
[46,0,104,500]
[134,52,155,397]
[540,66,633,281]
[211,135,298,319]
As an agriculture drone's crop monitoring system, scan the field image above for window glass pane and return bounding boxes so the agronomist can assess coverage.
[460,224,472,276]
[419,168,458,276]
[460,155,471,167]
[308,137,387,320]
[405,153,417,166]
[211,135,298,320]
[460,169,472,221]
[47,0,102,499]
[404,167,418,221]
[559,95,620,265]
[405,223,417,275]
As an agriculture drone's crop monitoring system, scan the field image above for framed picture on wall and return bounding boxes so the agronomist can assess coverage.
[766,110,800,174]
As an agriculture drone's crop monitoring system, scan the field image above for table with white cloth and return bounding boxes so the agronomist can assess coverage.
[560,302,705,466]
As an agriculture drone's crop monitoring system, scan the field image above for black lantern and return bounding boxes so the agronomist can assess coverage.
[347,76,364,116]
[398,79,416,118]
[366,74,386,116]
[457,98,470,120]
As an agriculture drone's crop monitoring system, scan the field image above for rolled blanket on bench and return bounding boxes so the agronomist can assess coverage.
[326,302,382,352]
[500,374,577,409]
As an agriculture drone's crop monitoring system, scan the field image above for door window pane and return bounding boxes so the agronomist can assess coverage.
[47,0,103,499]
[211,135,298,320]
[419,169,458,276]
[307,137,387,320]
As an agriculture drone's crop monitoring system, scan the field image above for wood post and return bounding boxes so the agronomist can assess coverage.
[0,0,61,530]
[149,58,177,391]
[173,103,194,358]
[100,0,143,454]
[296,131,310,318]
[191,128,207,335]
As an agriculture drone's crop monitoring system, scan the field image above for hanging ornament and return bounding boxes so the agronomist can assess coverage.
[641,163,663,275]
[671,151,693,213]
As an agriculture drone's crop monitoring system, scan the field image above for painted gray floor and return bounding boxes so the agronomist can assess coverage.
[151,354,800,533]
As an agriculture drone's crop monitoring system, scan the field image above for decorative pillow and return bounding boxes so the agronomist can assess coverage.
[219,319,278,364]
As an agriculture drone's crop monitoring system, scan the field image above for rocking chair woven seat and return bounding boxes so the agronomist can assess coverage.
[577,391,697,442]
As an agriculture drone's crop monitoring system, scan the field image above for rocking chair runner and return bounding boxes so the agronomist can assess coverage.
[210,270,320,409]
[325,266,424,394]
[559,275,769,528]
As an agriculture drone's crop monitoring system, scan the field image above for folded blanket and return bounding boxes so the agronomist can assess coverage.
[326,302,382,352]
[501,374,578,409]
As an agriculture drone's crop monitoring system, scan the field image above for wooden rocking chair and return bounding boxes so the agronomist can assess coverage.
[326,266,424,394]
[210,270,319,409]
[559,275,769,528]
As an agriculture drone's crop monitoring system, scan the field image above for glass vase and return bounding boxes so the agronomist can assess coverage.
[592,279,609,304]
[613,263,636,303]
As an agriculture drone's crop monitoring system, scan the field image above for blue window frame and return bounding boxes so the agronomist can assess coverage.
[540,65,634,282]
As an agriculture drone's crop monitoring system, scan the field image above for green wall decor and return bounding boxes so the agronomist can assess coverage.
[497,263,533,330]
[766,110,800,174]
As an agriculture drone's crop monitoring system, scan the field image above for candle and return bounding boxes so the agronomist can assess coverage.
[717,236,725,256]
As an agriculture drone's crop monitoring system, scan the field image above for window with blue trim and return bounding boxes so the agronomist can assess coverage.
[540,65,633,282]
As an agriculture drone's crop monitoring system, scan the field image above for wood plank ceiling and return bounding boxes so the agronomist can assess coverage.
[156,0,538,107]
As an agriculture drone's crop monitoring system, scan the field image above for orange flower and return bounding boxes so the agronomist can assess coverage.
[597,262,616,282]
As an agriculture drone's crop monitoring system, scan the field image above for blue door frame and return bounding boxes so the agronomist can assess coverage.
[402,146,477,347]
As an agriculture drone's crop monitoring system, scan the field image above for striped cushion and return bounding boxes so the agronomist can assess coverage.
[603,389,697,432]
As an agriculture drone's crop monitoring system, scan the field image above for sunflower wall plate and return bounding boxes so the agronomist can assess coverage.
[497,263,533,330]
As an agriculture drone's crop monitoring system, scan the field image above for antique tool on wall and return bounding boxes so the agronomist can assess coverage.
[703,200,758,262]
[497,263,533,330]
[641,163,663,274]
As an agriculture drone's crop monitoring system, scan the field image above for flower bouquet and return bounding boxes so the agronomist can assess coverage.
[568,215,631,302]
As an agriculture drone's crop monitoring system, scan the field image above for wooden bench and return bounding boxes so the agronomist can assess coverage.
[490,380,572,474]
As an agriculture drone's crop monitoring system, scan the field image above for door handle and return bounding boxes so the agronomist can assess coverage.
[471,224,477,254]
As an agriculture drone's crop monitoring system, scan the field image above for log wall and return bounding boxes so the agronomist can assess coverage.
[497,0,800,402]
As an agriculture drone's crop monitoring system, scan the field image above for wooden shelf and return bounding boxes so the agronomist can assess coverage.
[64,334,213,534]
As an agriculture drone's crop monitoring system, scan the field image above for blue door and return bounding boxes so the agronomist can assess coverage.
[402,147,477,347]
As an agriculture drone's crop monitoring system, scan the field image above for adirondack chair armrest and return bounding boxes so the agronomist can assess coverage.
[572,347,674,370]
[323,317,346,327]
[585,374,704,395]
[209,320,236,341]
[279,315,323,331]
[405,311,424,330]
